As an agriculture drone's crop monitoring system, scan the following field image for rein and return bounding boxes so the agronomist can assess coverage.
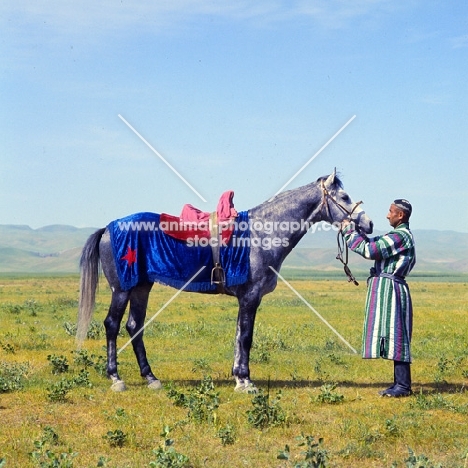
[336,229,359,286]
[320,180,361,286]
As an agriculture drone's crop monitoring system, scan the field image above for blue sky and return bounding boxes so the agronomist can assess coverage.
[1,1,467,233]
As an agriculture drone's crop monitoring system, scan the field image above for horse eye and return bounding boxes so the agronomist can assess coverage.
[341,195,350,202]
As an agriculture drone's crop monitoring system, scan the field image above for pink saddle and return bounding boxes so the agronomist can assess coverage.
[160,190,237,243]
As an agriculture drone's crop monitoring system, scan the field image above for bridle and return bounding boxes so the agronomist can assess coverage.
[319,179,363,221]
[320,179,362,286]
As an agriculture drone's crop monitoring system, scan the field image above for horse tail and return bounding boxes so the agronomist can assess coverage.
[77,227,106,345]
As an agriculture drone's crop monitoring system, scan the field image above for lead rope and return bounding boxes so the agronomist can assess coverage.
[336,228,359,286]
[319,179,362,286]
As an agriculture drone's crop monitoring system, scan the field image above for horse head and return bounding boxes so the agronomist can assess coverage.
[319,169,373,234]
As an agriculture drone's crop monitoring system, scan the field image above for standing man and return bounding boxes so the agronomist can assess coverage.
[342,199,416,397]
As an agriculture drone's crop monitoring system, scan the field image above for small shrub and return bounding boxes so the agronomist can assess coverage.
[30,444,77,468]
[312,358,330,382]
[114,407,127,418]
[327,352,347,367]
[166,383,189,408]
[71,369,92,388]
[188,376,219,423]
[63,320,104,339]
[103,429,127,448]
[403,447,443,468]
[29,427,77,468]
[149,426,191,468]
[63,322,77,337]
[72,350,94,368]
[96,455,110,467]
[191,358,212,374]
[410,390,468,413]
[246,388,286,430]
[277,433,329,467]
[24,299,39,316]
[2,303,24,314]
[46,378,74,403]
[1,343,15,354]
[104,407,127,421]
[252,324,289,363]
[324,339,339,351]
[41,426,60,446]
[92,355,107,377]
[340,443,382,460]
[216,424,236,446]
[315,383,344,404]
[434,355,464,383]
[355,421,382,445]
[71,350,107,376]
[384,417,400,437]
[166,376,219,424]
[0,361,29,393]
[23,333,49,351]
[96,456,110,467]
[87,321,105,340]
[47,355,69,375]
[53,297,78,308]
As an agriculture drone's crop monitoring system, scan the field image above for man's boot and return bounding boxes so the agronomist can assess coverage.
[378,362,397,396]
[381,361,412,397]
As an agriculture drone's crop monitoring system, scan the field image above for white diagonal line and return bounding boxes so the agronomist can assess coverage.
[117,266,206,355]
[269,266,357,354]
[269,115,356,200]
[118,114,207,203]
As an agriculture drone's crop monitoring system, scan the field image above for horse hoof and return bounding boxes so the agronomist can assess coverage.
[110,380,127,392]
[148,379,162,390]
[234,382,258,394]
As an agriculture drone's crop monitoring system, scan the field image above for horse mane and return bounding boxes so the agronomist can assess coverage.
[316,173,343,190]
[253,172,344,209]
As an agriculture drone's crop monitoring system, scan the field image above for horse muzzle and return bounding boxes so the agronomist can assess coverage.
[353,211,373,234]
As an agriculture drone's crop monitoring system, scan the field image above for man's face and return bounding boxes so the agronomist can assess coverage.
[387,204,404,228]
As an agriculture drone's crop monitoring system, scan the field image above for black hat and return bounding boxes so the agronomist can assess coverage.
[393,199,412,215]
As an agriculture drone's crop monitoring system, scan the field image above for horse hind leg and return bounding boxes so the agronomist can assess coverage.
[126,282,162,390]
[104,289,130,392]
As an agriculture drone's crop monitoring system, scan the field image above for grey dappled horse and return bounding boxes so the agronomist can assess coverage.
[77,170,373,393]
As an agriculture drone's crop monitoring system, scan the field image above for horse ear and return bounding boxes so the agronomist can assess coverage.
[324,168,336,189]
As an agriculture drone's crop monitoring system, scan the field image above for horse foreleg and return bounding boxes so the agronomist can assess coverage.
[104,289,130,392]
[232,292,261,393]
[126,282,161,390]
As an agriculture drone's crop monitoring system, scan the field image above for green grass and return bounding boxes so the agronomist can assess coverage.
[0,276,467,467]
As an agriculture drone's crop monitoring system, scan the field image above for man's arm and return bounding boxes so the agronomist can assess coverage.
[341,222,410,261]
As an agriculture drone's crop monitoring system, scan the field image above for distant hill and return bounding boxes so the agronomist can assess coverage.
[0,225,98,273]
[0,223,467,276]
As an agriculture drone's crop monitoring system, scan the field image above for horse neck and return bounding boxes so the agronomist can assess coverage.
[249,181,323,246]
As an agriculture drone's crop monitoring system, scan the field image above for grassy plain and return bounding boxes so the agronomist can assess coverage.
[0,275,467,467]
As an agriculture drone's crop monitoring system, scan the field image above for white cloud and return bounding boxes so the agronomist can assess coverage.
[1,0,407,38]
[419,94,451,105]
[294,0,404,29]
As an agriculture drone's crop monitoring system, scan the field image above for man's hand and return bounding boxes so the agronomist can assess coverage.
[341,219,351,229]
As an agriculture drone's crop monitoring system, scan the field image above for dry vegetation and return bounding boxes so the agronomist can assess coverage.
[0,276,467,467]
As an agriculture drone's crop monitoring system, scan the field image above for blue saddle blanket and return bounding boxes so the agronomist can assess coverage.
[108,211,250,292]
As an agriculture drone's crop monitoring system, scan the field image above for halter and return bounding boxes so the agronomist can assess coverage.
[319,179,361,286]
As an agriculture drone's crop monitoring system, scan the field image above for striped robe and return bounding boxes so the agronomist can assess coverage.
[342,222,416,362]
